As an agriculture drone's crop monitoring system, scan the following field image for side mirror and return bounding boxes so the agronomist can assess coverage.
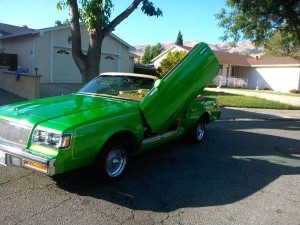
[153,79,164,90]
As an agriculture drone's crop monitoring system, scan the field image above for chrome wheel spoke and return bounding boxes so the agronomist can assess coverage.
[196,123,205,141]
[105,147,127,177]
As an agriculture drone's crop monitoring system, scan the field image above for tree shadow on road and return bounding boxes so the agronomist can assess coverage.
[54,118,300,212]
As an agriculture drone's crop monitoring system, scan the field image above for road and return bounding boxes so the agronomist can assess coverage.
[0,120,299,225]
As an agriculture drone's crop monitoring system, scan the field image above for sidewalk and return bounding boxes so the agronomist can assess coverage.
[206,87,300,107]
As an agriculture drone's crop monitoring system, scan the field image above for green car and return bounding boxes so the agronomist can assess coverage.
[0,43,220,179]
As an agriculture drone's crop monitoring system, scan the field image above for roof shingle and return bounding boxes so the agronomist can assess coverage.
[0,23,34,36]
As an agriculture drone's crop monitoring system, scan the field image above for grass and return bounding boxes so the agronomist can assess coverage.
[214,87,300,97]
[202,90,300,110]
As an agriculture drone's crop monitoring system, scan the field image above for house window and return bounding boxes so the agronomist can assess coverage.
[218,65,223,75]
[56,49,70,55]
[104,56,114,60]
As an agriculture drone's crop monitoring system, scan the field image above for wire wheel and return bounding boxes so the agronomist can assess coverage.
[105,147,127,178]
[196,120,205,142]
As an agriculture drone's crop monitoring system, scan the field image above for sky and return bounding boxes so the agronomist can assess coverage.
[0,0,227,45]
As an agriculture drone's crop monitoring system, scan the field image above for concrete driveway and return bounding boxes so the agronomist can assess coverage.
[0,110,299,224]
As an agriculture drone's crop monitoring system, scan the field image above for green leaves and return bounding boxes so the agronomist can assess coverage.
[57,0,71,11]
[79,0,113,31]
[264,30,300,58]
[57,0,162,32]
[159,51,187,77]
[141,0,162,17]
[216,0,300,46]
[175,31,183,45]
[141,43,164,64]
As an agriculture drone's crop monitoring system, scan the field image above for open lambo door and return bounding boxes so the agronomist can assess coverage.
[140,42,219,134]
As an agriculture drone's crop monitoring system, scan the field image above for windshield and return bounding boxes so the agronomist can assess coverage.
[78,75,156,101]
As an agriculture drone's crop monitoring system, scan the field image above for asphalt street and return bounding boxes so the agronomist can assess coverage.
[0,119,300,225]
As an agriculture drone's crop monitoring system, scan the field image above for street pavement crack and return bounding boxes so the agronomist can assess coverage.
[15,196,73,225]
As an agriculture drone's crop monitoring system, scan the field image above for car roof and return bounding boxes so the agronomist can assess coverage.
[100,72,158,80]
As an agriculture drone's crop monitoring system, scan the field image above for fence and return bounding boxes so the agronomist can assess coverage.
[213,76,248,88]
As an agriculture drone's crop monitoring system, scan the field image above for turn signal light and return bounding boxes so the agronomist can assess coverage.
[24,161,47,172]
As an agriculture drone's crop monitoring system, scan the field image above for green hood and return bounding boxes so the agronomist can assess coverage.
[0,94,139,131]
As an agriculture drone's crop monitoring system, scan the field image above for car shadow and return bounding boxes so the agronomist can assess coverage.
[53,117,300,212]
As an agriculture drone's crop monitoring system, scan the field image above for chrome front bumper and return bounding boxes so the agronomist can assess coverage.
[0,139,55,176]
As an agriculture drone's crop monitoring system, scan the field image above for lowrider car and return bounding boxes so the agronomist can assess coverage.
[0,43,220,179]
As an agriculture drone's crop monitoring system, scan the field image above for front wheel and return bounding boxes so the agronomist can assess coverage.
[96,143,128,180]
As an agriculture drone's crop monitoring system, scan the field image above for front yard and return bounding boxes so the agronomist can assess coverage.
[202,90,300,110]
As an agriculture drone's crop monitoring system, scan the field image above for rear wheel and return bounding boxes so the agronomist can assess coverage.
[190,119,206,143]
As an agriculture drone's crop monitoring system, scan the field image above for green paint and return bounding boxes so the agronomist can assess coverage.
[0,43,220,175]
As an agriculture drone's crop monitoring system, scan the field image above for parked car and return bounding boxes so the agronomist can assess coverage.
[0,43,220,179]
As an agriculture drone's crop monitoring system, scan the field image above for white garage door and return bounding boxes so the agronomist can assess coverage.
[100,54,118,73]
[53,48,118,83]
[53,47,82,83]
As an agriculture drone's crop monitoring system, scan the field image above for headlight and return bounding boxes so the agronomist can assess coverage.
[32,130,71,149]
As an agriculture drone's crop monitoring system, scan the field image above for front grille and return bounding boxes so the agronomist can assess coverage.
[0,120,31,148]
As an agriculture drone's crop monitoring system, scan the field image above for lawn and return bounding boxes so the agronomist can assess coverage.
[202,90,300,110]
[214,87,300,97]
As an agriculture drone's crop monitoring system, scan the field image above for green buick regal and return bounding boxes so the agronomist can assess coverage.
[0,43,221,179]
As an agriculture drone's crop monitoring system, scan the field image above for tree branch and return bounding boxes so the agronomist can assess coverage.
[107,0,143,33]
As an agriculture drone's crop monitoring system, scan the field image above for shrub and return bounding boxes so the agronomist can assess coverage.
[289,89,299,94]
[206,81,217,88]
[159,51,187,77]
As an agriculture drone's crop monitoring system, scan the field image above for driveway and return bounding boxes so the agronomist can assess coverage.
[0,89,25,106]
[0,112,299,224]
[206,88,300,106]
[0,84,81,106]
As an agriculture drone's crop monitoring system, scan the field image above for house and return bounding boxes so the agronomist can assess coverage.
[151,44,300,93]
[0,23,135,83]
[151,45,192,69]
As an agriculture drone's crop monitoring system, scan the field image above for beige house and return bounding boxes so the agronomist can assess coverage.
[0,23,134,83]
[151,44,300,93]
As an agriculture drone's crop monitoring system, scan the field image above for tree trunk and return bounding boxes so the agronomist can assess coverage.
[69,0,146,85]
[81,31,105,84]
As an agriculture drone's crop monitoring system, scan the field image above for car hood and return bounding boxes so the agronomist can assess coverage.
[0,94,139,129]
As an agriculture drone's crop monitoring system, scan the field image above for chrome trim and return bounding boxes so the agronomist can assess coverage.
[0,119,32,148]
[200,48,207,55]
[0,139,55,176]
[142,130,178,145]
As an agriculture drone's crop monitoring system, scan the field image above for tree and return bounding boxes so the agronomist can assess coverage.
[159,51,187,77]
[141,43,164,64]
[175,31,183,45]
[141,45,151,64]
[216,0,300,47]
[57,0,162,84]
[264,30,300,58]
[150,43,164,59]
[62,19,71,25]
